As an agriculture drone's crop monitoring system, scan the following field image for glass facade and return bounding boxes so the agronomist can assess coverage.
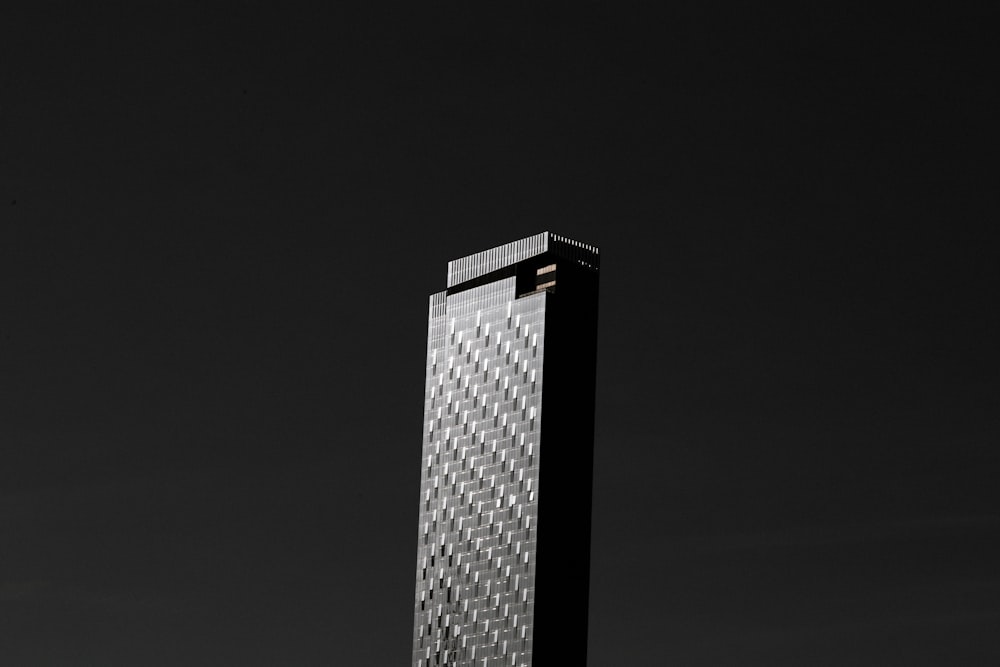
[412,232,600,667]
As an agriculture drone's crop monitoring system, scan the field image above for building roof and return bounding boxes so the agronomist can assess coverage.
[446,231,600,288]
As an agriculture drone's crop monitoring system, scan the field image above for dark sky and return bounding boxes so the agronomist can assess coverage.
[2,3,998,665]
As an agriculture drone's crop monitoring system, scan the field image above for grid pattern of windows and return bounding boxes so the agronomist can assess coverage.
[413,277,546,667]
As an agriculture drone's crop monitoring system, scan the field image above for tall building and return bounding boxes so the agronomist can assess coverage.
[411,232,600,667]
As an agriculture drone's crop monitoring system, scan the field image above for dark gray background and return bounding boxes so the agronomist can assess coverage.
[2,4,997,665]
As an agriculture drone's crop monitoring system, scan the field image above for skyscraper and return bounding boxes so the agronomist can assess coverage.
[411,232,600,667]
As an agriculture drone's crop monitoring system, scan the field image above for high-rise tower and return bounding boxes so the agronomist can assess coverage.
[411,232,600,667]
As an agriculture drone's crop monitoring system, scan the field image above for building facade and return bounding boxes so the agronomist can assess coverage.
[411,232,600,667]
